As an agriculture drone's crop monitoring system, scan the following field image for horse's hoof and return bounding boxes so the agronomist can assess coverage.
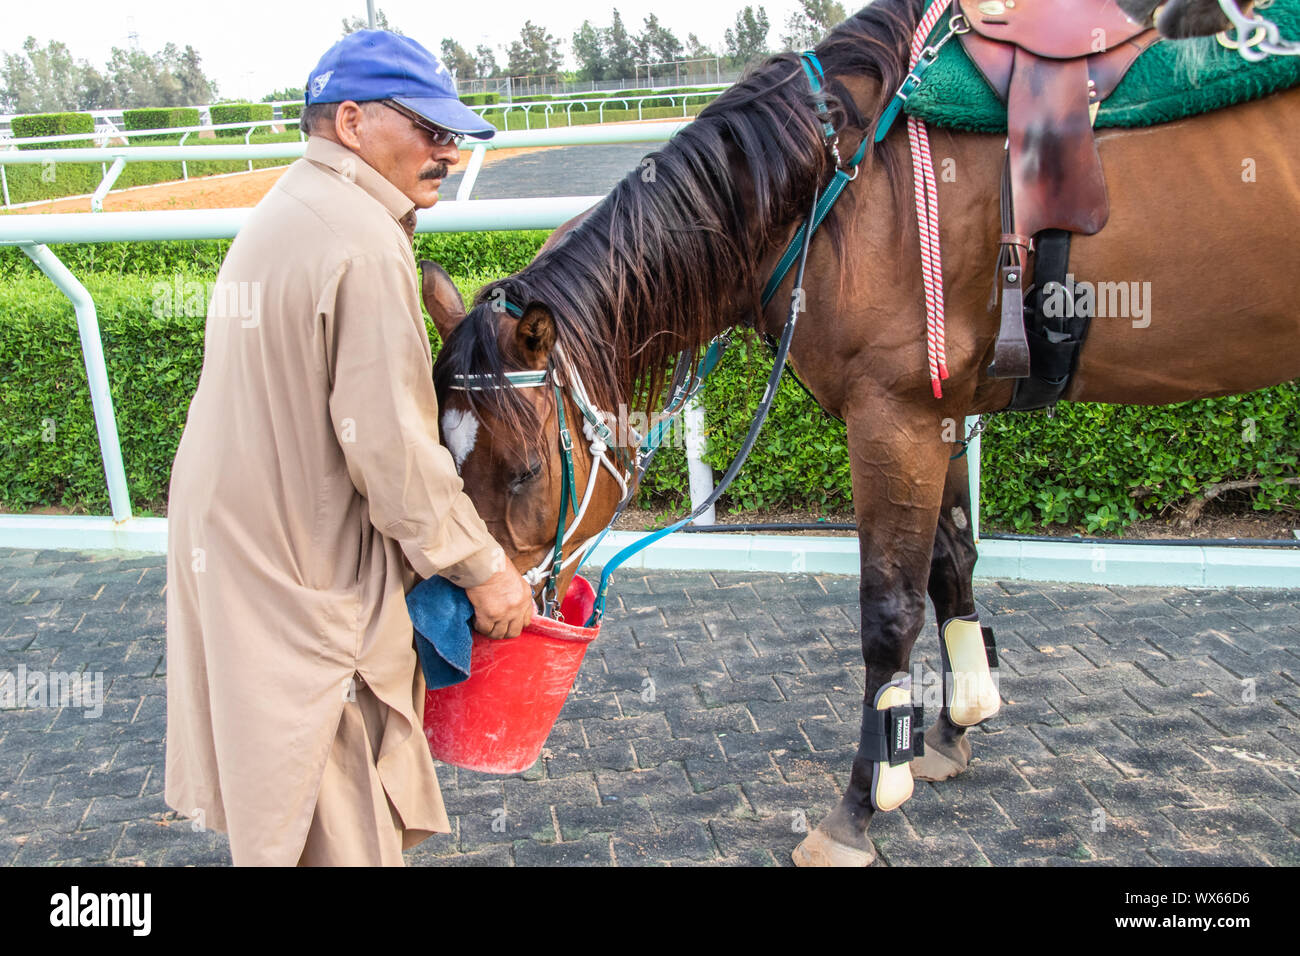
[791,826,877,867]
[910,724,972,782]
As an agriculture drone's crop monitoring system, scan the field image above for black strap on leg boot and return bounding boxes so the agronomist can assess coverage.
[861,701,926,766]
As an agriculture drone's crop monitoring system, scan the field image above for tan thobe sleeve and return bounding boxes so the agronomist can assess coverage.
[325,251,505,588]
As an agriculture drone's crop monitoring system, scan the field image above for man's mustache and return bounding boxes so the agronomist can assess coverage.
[420,163,450,181]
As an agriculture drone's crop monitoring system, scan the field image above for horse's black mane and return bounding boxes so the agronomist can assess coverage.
[433,0,922,452]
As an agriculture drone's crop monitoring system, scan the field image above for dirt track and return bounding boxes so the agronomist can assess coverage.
[14,145,551,214]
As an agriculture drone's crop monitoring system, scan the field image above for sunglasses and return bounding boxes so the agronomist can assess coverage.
[383,100,465,147]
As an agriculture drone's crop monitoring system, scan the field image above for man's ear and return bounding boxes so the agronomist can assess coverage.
[513,304,556,371]
[419,259,466,341]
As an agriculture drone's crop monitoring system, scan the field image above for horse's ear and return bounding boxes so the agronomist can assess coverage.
[419,259,465,341]
[514,304,556,371]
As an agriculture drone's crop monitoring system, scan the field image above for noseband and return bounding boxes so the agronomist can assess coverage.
[450,343,631,619]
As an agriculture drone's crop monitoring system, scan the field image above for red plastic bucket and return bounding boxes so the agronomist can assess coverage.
[423,574,600,774]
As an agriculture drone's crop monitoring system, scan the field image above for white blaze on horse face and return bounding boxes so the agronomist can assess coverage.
[441,407,479,473]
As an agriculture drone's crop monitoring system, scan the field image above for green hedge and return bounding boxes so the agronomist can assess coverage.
[0,232,549,284]
[209,102,273,136]
[0,130,301,205]
[977,395,1300,532]
[279,102,303,119]
[458,93,500,106]
[2,233,1296,530]
[11,112,94,149]
[0,275,205,513]
[637,333,1300,530]
[0,265,503,514]
[122,108,202,144]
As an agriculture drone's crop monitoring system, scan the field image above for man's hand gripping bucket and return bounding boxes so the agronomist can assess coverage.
[423,575,599,774]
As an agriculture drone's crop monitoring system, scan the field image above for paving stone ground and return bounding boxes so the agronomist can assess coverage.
[1,547,1298,867]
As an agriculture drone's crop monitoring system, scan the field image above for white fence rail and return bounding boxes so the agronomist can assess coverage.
[0,124,679,542]
[0,122,689,209]
[1,118,301,150]
[465,89,726,130]
[1,123,1290,586]
[0,119,306,207]
[0,119,984,553]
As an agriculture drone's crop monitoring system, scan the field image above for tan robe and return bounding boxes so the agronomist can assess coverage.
[164,137,505,866]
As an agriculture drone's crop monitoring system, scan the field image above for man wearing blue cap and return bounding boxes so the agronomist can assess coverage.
[164,31,533,866]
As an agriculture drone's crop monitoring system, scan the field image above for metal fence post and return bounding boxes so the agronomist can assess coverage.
[966,415,982,542]
[91,156,126,212]
[685,396,715,525]
[18,242,133,523]
[455,143,487,202]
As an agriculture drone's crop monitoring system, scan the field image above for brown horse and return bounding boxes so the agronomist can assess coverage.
[425,0,1300,865]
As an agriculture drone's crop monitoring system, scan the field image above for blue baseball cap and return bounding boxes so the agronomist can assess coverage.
[305,30,495,140]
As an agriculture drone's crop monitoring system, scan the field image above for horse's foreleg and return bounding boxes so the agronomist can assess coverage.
[910,451,995,782]
[792,400,948,867]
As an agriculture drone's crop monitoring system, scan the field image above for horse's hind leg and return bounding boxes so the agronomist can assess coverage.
[792,398,948,867]
[910,451,990,782]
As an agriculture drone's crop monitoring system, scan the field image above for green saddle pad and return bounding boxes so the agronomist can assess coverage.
[904,0,1300,132]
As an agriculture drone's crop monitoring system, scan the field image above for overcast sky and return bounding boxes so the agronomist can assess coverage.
[10,0,815,101]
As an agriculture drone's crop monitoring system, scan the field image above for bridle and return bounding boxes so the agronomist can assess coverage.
[450,340,632,619]
[447,47,868,626]
[1215,0,1300,59]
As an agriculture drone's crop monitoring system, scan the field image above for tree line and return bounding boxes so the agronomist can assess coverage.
[440,0,847,81]
[0,37,219,113]
[0,1,848,114]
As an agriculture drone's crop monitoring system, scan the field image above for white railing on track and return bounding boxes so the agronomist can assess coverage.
[0,122,689,209]
[0,118,306,207]
[0,117,979,549]
[1,117,301,149]
[0,123,723,539]
[1,121,1291,585]
[464,88,726,130]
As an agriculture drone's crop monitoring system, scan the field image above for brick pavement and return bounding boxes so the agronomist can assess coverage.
[1,547,1297,866]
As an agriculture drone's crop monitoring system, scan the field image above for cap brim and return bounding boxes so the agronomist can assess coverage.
[390,95,496,140]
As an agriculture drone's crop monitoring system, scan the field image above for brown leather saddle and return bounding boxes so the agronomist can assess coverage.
[956,0,1160,379]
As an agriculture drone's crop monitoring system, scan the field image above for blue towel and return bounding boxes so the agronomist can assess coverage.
[406,575,476,690]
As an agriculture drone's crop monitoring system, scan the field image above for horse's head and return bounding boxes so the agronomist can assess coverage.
[423,257,630,616]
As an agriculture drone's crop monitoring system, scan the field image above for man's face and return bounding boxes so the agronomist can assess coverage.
[341,101,463,209]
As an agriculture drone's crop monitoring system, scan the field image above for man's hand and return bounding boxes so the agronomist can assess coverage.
[465,566,534,639]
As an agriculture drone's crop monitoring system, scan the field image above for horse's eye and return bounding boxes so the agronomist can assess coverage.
[508,462,542,494]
